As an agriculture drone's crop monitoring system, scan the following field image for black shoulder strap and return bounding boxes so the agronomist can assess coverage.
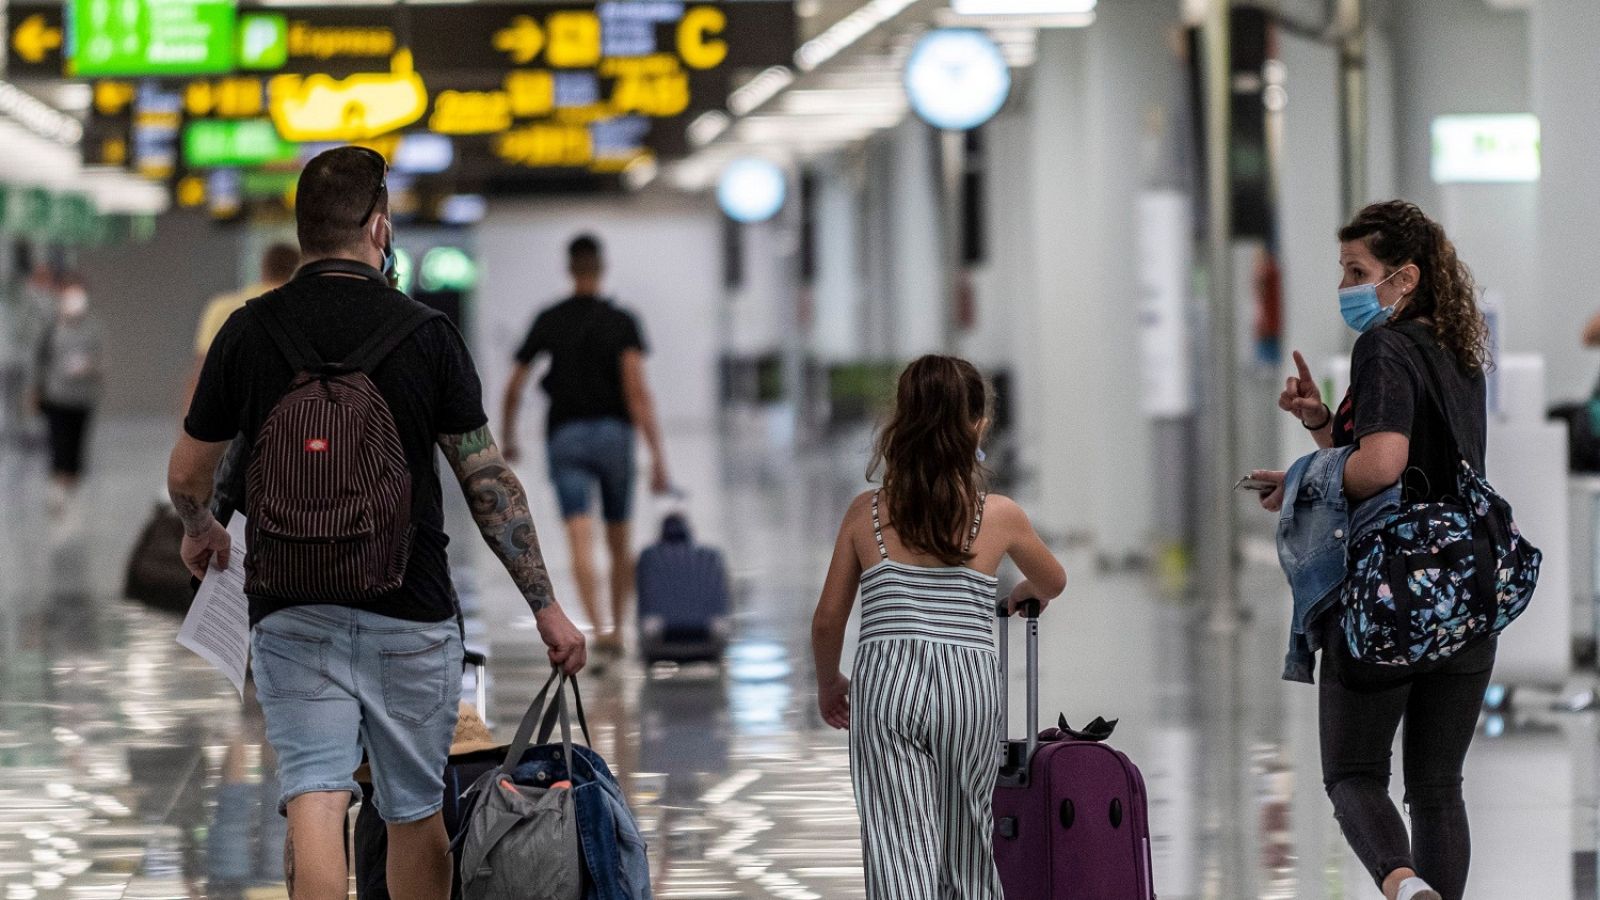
[344,302,443,373]
[1394,323,1477,471]
[294,258,389,285]
[248,292,321,372]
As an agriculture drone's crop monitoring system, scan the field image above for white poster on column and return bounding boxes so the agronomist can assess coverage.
[1137,190,1194,418]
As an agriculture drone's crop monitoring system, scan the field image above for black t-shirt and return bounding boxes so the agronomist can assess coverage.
[513,295,646,435]
[1331,320,1487,504]
[185,273,489,625]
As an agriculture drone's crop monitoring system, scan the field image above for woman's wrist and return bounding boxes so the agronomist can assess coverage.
[1301,404,1332,431]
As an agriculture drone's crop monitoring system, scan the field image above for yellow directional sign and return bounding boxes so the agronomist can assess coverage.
[493,16,544,65]
[12,13,62,64]
[269,50,428,141]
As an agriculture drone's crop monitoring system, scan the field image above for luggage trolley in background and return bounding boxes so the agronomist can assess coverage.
[636,497,731,665]
[992,601,1156,899]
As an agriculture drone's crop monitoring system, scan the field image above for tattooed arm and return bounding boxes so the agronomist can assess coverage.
[439,425,586,674]
[168,433,233,578]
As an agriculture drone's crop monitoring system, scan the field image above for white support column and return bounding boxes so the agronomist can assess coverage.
[1530,0,1600,400]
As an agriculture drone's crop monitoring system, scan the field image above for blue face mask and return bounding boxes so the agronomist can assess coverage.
[1338,267,1406,333]
[379,220,397,285]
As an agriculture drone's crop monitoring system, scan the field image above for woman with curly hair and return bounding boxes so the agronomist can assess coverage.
[1254,201,1493,900]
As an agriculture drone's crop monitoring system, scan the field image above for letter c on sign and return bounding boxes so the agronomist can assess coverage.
[677,7,728,70]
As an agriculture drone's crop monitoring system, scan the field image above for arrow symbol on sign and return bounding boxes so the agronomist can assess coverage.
[493,16,544,65]
[13,14,63,64]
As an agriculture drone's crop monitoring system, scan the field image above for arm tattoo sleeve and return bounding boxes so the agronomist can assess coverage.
[171,491,215,538]
[439,425,556,612]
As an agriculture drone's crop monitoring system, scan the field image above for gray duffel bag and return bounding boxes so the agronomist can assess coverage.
[457,671,584,900]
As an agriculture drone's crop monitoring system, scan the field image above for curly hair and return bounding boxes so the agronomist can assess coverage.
[868,355,992,566]
[1338,200,1491,371]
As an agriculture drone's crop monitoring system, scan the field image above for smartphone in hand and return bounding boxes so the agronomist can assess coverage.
[1234,475,1278,493]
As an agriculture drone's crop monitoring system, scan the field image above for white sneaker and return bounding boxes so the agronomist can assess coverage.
[1396,877,1442,900]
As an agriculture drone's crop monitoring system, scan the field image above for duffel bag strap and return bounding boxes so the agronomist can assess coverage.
[536,675,593,748]
[497,669,562,778]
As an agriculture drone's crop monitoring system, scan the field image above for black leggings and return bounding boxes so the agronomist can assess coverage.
[1319,632,1496,900]
[41,403,91,477]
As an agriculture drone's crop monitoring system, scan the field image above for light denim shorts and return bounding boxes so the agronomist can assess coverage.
[251,605,463,824]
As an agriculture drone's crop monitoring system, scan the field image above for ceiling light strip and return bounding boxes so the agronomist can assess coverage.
[0,82,83,145]
[794,0,921,72]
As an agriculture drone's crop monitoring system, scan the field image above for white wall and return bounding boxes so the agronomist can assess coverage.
[79,213,247,418]
[473,193,723,448]
[1390,0,1540,357]
[1530,0,1600,403]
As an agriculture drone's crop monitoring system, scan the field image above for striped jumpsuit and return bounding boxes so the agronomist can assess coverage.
[850,490,1003,899]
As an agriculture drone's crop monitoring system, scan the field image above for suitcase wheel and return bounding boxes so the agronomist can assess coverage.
[1109,797,1124,829]
[1059,799,1074,830]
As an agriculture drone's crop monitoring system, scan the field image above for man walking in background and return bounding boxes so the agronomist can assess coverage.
[169,146,585,900]
[184,242,299,521]
[501,234,669,657]
[185,242,300,410]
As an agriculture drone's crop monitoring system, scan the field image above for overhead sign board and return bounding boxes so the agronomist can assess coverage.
[7,5,66,79]
[1431,114,1541,184]
[70,0,237,77]
[13,0,796,196]
[184,118,295,167]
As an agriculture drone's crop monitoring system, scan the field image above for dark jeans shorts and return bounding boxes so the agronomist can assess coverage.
[547,417,636,523]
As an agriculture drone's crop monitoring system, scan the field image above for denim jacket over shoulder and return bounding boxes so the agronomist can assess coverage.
[1275,445,1400,683]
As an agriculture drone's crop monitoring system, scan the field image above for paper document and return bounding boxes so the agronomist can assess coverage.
[177,514,251,698]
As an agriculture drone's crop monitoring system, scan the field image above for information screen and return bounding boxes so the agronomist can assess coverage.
[71,0,236,77]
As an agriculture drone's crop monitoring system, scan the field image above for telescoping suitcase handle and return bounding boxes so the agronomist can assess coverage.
[996,598,1040,788]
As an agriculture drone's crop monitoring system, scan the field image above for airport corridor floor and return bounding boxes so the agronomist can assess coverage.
[0,417,1593,899]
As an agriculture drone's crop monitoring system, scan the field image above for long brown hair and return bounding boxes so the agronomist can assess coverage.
[1339,200,1491,371]
[868,355,991,566]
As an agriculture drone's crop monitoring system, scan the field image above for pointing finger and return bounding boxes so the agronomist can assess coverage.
[1293,350,1313,383]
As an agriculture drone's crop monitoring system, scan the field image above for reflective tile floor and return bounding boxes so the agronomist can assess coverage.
[0,414,1596,899]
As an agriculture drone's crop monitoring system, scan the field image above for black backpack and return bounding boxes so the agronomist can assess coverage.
[244,261,441,600]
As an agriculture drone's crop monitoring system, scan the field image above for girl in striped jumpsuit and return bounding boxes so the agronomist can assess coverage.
[811,355,1067,899]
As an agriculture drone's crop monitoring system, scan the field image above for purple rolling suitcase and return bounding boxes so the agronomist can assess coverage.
[992,602,1155,899]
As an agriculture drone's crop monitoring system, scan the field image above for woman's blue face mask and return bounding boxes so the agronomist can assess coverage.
[1338,266,1410,333]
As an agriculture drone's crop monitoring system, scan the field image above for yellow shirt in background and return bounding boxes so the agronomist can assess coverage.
[194,282,270,356]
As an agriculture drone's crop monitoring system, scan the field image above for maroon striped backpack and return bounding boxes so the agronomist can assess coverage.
[243,266,442,601]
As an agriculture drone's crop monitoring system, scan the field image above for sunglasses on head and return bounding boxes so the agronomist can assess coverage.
[353,146,388,226]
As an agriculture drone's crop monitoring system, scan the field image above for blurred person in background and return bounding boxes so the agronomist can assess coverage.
[186,242,301,410]
[1,245,57,446]
[184,242,300,522]
[30,272,103,516]
[501,233,670,657]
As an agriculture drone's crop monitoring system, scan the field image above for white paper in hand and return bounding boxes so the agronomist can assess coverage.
[177,514,251,698]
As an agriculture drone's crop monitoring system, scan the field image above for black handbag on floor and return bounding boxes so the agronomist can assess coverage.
[122,502,195,614]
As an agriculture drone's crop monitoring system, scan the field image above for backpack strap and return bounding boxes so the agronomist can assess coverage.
[344,303,443,373]
[295,257,389,285]
[248,293,322,373]
[1393,323,1478,472]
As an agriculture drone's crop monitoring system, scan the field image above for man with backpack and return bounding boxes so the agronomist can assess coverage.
[168,146,585,900]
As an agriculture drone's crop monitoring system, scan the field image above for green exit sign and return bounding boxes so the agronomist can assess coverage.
[183,119,296,168]
[71,0,236,76]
